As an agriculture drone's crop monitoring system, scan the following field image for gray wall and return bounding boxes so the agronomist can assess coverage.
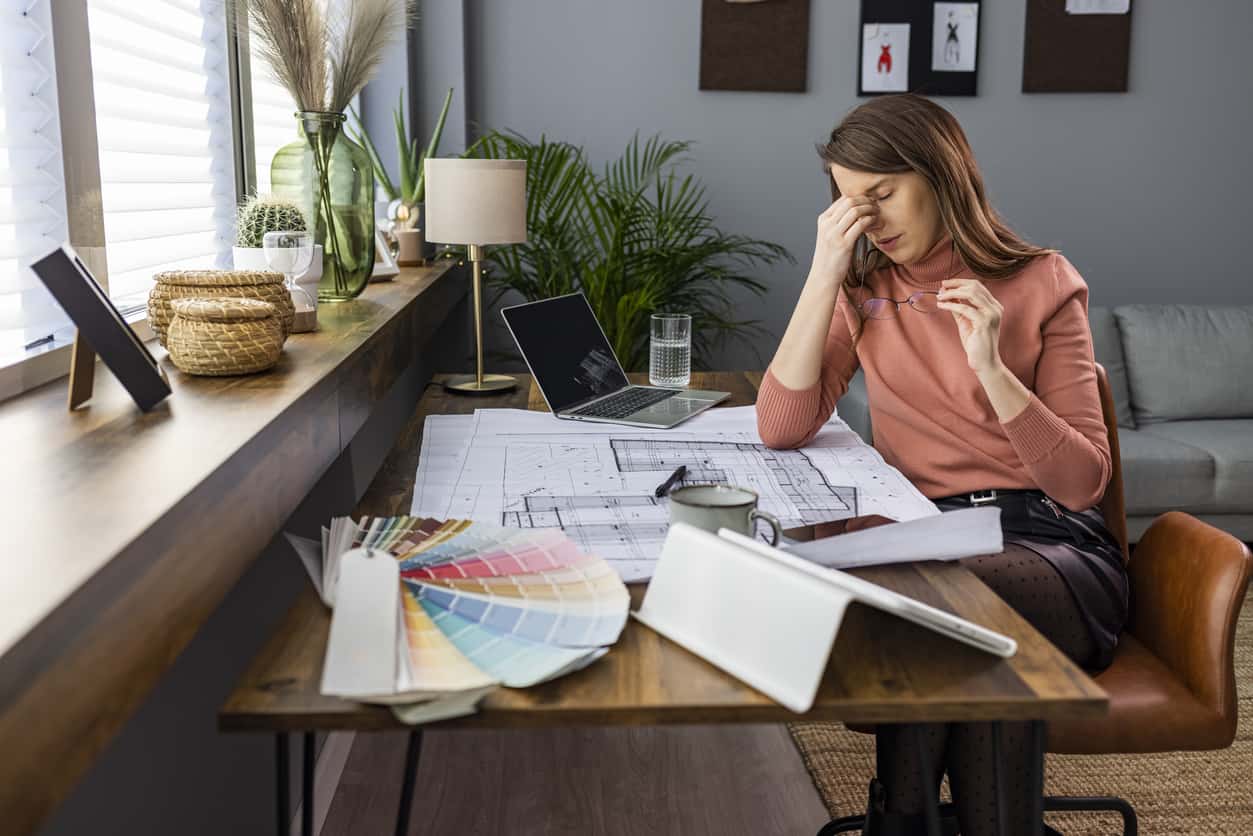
[406,0,1253,369]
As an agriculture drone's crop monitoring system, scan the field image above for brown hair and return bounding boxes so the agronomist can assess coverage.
[817,94,1055,340]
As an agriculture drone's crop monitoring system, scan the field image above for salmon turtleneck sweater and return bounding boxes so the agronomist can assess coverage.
[755,234,1111,511]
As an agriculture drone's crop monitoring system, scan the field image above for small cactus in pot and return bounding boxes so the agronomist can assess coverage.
[232,195,309,270]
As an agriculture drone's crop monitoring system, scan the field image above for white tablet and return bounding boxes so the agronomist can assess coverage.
[719,527,1017,659]
[631,523,1016,713]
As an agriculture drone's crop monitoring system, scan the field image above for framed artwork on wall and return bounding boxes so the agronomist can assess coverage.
[1022,0,1133,92]
[699,0,811,92]
[859,0,981,96]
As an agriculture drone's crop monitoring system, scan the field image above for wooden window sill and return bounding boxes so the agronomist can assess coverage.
[0,261,466,835]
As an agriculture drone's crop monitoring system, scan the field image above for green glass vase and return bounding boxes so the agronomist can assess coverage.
[271,111,375,301]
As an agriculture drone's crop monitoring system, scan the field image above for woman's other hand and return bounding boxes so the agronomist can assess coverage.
[937,278,1004,375]
[811,196,880,288]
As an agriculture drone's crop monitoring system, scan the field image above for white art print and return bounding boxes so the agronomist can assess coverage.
[861,23,910,93]
[932,3,978,73]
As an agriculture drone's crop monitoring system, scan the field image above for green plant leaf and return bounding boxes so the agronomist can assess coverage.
[413,87,454,203]
[393,93,417,203]
[466,129,788,370]
[347,104,398,200]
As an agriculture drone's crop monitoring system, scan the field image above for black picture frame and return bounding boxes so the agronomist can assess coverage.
[858,0,981,97]
[31,244,171,412]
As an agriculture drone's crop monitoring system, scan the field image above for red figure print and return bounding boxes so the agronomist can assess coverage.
[877,43,893,74]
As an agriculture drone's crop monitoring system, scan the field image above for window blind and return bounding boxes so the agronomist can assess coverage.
[249,38,300,197]
[0,0,70,364]
[87,0,236,311]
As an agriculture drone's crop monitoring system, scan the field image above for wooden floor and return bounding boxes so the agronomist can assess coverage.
[321,724,832,835]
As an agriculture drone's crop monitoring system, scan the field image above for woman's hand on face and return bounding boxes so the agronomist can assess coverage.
[937,278,1004,376]
[811,196,879,287]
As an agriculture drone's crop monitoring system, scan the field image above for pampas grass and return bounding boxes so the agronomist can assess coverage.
[236,0,412,113]
[327,0,408,112]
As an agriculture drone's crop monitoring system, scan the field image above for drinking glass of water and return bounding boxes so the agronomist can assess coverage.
[650,313,691,387]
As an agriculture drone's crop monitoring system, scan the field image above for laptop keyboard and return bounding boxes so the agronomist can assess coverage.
[568,387,678,419]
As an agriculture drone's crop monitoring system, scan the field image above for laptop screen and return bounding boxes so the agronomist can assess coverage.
[502,293,630,411]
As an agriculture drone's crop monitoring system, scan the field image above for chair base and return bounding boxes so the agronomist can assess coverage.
[816,803,959,836]
[1043,795,1137,836]
[816,796,1137,836]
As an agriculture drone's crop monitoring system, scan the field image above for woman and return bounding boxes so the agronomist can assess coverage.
[756,94,1128,835]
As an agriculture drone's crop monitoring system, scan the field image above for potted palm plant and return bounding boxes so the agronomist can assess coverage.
[467,131,793,370]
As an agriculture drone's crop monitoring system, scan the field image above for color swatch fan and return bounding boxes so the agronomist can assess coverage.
[304,516,630,719]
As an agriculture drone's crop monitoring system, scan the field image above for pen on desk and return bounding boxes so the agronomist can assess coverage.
[24,334,55,351]
[654,465,687,498]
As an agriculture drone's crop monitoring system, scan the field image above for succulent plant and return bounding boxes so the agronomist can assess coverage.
[234,195,308,248]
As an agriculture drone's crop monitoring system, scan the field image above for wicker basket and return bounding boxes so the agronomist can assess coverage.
[148,269,294,347]
[166,297,286,376]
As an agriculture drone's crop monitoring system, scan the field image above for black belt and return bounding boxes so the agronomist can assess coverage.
[935,488,1046,507]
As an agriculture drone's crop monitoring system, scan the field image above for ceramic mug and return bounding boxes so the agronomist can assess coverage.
[668,484,783,546]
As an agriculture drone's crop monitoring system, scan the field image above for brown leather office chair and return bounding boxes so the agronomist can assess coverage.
[1040,364,1252,833]
[818,364,1252,836]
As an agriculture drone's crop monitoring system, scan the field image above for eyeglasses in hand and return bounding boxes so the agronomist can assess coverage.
[859,291,940,320]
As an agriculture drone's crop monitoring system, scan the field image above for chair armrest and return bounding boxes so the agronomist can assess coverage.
[1128,511,1252,726]
[837,369,872,444]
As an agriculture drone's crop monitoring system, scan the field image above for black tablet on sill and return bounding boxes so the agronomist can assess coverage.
[30,244,170,412]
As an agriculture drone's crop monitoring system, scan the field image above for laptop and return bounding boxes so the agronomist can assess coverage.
[501,292,730,428]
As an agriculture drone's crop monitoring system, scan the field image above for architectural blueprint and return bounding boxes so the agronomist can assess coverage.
[412,406,937,582]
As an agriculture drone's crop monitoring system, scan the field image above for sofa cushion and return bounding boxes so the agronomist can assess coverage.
[1114,305,1253,424]
[1116,428,1214,514]
[1138,421,1253,513]
[1088,306,1135,428]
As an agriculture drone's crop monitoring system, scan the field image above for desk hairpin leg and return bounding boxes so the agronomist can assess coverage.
[274,732,318,836]
[273,729,422,836]
[303,732,315,836]
[394,730,425,836]
[275,735,289,836]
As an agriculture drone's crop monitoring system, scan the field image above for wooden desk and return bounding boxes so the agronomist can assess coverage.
[220,372,1107,835]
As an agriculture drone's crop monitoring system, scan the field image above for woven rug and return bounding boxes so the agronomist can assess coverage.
[788,592,1252,835]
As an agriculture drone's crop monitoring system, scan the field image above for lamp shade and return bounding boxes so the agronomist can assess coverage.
[424,158,527,245]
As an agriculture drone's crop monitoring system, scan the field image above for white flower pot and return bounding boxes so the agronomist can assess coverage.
[232,246,271,271]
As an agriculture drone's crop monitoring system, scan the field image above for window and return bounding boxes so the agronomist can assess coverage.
[86,0,236,313]
[3,1,368,398]
[248,38,300,197]
[0,0,70,364]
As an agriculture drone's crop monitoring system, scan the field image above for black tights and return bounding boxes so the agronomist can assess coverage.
[874,545,1096,836]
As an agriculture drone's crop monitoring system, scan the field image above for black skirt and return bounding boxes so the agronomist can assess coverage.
[934,490,1129,671]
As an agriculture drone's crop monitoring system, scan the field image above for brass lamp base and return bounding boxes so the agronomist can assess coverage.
[445,244,517,396]
[443,373,518,395]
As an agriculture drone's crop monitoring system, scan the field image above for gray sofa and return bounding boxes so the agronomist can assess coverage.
[837,305,1253,542]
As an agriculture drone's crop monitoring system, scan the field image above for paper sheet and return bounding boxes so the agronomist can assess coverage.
[784,506,1003,569]
[412,406,937,581]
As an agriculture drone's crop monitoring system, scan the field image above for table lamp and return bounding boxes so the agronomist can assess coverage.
[424,158,527,394]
